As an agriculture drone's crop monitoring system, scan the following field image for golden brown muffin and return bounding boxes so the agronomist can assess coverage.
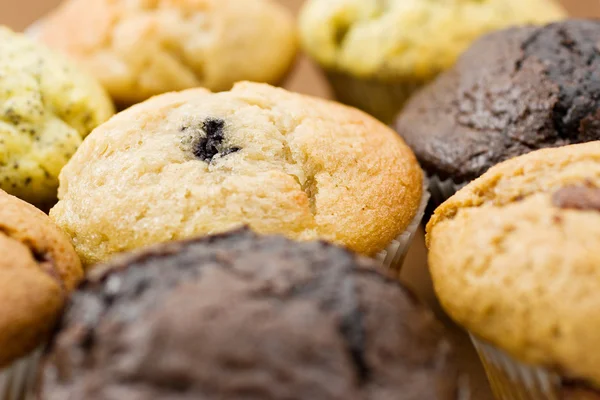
[50,82,424,267]
[427,142,600,390]
[0,189,82,367]
[33,0,298,106]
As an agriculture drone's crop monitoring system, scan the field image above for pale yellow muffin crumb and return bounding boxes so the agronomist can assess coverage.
[300,0,566,80]
[50,82,423,267]
[34,0,298,106]
[0,27,114,209]
[428,142,600,387]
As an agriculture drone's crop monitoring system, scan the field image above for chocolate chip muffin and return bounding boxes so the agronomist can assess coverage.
[0,189,82,399]
[427,142,600,399]
[395,19,600,208]
[41,229,463,400]
[49,82,426,269]
[0,26,114,210]
[32,0,297,106]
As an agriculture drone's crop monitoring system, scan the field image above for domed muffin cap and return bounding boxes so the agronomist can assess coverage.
[397,19,600,183]
[0,26,114,210]
[0,190,82,367]
[50,82,423,266]
[42,228,461,400]
[427,142,600,387]
[299,0,564,80]
[34,0,297,106]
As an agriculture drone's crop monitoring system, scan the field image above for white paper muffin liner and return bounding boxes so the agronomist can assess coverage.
[375,177,430,273]
[0,348,43,400]
[428,174,467,213]
[470,335,600,400]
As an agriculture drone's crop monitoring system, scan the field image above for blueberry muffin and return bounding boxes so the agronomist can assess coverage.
[33,0,297,107]
[427,142,600,399]
[299,0,565,123]
[0,26,113,210]
[41,229,464,400]
[49,82,426,268]
[0,189,82,399]
[396,19,600,209]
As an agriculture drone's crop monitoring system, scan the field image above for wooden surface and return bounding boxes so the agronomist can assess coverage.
[2,0,600,399]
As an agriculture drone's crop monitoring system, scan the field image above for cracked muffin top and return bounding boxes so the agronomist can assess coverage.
[49,82,423,266]
[33,0,298,106]
[42,229,461,400]
[299,0,564,80]
[396,19,600,184]
[0,26,113,210]
[427,142,600,388]
[0,189,82,367]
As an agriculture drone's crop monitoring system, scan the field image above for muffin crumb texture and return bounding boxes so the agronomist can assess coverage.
[0,27,113,209]
[0,190,82,367]
[50,82,423,266]
[397,19,600,183]
[42,229,460,400]
[299,0,565,79]
[35,0,298,105]
[427,142,600,387]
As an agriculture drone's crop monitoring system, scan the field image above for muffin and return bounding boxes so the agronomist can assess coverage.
[427,142,600,399]
[0,190,82,400]
[299,0,565,123]
[32,0,297,107]
[49,82,427,270]
[41,228,464,400]
[0,26,113,211]
[396,19,600,212]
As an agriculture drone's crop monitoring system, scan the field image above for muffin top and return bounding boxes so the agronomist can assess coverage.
[50,82,423,266]
[299,0,564,79]
[0,26,113,210]
[34,0,297,106]
[427,142,600,387]
[0,189,82,367]
[397,19,600,183]
[43,229,461,400]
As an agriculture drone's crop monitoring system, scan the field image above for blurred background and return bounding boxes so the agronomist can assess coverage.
[1,0,600,399]
[4,0,600,32]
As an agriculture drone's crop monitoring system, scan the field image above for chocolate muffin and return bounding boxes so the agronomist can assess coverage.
[41,229,463,400]
[395,19,600,207]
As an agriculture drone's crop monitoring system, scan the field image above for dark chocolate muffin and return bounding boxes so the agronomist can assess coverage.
[396,19,600,186]
[40,229,462,400]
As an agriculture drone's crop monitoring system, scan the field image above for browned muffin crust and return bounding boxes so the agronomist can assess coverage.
[0,190,82,367]
[42,229,460,400]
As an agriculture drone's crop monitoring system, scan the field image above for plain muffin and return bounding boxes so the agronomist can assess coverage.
[50,82,424,267]
[0,190,82,398]
[427,142,600,398]
[299,0,565,122]
[33,0,298,106]
[396,19,600,204]
[41,229,463,400]
[0,26,113,210]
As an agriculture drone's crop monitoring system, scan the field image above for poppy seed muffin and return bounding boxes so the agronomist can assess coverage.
[0,26,113,210]
[49,82,424,267]
[396,19,600,203]
[0,189,82,398]
[41,229,463,400]
[427,142,600,398]
[33,0,297,106]
[299,0,565,122]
